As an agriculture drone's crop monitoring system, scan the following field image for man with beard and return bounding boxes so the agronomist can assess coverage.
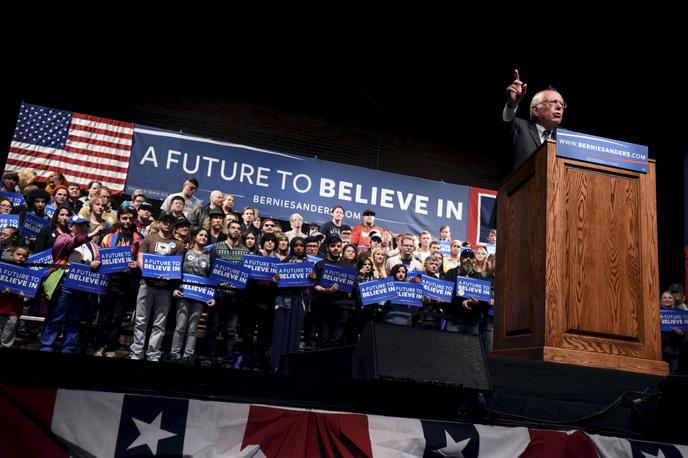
[206,219,248,366]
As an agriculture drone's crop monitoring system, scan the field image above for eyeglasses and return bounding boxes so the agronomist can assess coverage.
[0,203,12,208]
[540,99,567,109]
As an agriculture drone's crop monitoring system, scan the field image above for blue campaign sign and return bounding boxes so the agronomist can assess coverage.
[319,264,357,293]
[392,281,423,307]
[358,277,397,305]
[126,127,470,237]
[0,214,19,230]
[0,262,42,298]
[99,246,133,274]
[63,263,109,295]
[421,275,454,302]
[485,243,496,255]
[0,192,25,207]
[439,241,451,256]
[141,254,182,280]
[21,212,49,238]
[180,274,215,303]
[407,270,424,280]
[45,206,55,219]
[455,276,492,301]
[276,262,314,288]
[209,259,250,289]
[556,129,648,173]
[243,254,278,281]
[660,310,688,331]
[28,249,53,278]
[307,255,323,264]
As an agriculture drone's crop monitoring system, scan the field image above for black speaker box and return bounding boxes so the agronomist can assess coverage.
[352,322,491,394]
[280,345,356,378]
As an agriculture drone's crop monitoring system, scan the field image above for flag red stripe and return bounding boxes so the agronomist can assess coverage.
[5,158,125,191]
[69,122,134,141]
[63,144,130,163]
[10,147,129,174]
[0,386,68,458]
[67,133,132,152]
[72,112,134,130]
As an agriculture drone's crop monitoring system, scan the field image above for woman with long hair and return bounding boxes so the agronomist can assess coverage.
[35,205,73,252]
[170,228,215,362]
[276,233,290,261]
[370,247,388,279]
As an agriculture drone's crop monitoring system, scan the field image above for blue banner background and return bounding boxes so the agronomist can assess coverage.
[126,127,470,236]
[660,310,688,331]
[28,249,53,278]
[421,275,454,302]
[0,214,19,230]
[455,277,493,301]
[392,282,423,307]
[243,255,278,281]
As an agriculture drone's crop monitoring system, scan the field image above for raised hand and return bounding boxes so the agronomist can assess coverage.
[506,69,528,109]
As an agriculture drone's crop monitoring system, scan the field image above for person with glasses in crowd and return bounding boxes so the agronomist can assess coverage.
[503,69,566,169]
[160,177,203,218]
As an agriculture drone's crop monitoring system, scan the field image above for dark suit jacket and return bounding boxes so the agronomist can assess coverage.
[507,117,557,170]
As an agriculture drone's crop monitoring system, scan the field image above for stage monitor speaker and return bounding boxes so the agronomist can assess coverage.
[352,322,491,394]
[280,345,356,378]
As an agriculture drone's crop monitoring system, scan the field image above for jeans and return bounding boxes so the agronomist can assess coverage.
[130,284,172,361]
[170,299,204,359]
[40,287,86,353]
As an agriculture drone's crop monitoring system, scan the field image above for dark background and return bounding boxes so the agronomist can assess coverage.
[1,57,684,290]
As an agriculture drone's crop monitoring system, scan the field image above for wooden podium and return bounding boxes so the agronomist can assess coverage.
[493,140,668,375]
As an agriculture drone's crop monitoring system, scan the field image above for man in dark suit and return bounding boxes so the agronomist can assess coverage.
[503,69,566,169]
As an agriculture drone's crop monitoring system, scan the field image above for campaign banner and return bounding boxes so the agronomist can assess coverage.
[660,310,688,331]
[0,214,19,230]
[99,246,133,274]
[407,270,424,280]
[391,282,423,307]
[242,254,278,281]
[180,274,215,303]
[63,263,108,295]
[439,241,451,256]
[307,255,323,264]
[421,275,453,302]
[276,262,314,288]
[319,264,357,293]
[209,259,250,289]
[556,128,648,173]
[141,254,182,280]
[27,249,53,278]
[0,192,25,207]
[21,212,49,238]
[455,276,493,301]
[0,262,42,298]
[358,277,396,305]
[45,206,55,219]
[126,127,470,237]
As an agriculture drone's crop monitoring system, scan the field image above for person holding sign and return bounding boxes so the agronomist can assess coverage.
[206,220,249,366]
[130,213,186,362]
[0,244,29,348]
[35,205,73,252]
[504,69,566,169]
[312,234,355,348]
[94,207,142,357]
[270,237,316,370]
[170,228,215,362]
[39,216,103,353]
[443,249,483,336]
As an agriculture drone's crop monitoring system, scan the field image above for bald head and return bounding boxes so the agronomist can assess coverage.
[210,190,224,207]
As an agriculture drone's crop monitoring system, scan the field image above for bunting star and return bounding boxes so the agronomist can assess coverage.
[127,411,177,454]
[642,451,666,458]
[434,430,470,457]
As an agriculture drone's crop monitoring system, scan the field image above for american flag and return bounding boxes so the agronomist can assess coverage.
[6,102,134,193]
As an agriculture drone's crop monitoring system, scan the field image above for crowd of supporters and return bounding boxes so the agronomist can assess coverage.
[1,169,684,374]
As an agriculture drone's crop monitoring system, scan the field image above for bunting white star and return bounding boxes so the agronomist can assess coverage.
[127,411,177,454]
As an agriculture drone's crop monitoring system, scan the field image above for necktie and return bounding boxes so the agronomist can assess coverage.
[542,130,551,143]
